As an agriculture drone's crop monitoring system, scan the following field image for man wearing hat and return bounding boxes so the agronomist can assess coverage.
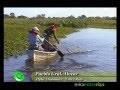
[28,27,44,50]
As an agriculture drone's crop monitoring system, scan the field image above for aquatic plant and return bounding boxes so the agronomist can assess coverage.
[4,18,116,58]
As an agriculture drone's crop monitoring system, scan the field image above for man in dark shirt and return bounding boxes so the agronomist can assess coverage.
[42,25,59,51]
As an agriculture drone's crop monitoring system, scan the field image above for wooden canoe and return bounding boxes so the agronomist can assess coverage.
[26,50,58,61]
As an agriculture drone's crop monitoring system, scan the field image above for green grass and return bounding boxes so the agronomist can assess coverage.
[4,24,76,58]
[4,18,116,58]
[4,18,116,28]
[86,18,116,29]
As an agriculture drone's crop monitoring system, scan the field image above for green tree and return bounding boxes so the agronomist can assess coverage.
[10,13,15,18]
[41,14,45,18]
[81,15,86,18]
[18,15,28,18]
[4,14,9,18]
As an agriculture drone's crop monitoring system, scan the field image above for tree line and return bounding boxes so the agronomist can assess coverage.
[4,13,116,20]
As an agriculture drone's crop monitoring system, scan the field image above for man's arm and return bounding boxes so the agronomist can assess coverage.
[53,31,59,44]
[37,35,44,43]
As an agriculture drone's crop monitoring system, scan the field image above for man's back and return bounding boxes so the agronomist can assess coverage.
[28,33,43,48]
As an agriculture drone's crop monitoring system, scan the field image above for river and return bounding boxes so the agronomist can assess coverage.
[4,28,116,82]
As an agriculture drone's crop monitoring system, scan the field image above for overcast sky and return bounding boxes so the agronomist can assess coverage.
[4,7,116,18]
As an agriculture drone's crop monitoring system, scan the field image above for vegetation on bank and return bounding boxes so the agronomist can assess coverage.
[4,18,116,28]
[4,24,75,58]
[4,18,116,58]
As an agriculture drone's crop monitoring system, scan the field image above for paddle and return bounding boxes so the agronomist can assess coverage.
[44,39,64,58]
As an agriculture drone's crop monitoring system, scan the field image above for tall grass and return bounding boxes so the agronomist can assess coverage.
[86,18,116,29]
[4,18,116,58]
[4,21,76,58]
[4,18,116,28]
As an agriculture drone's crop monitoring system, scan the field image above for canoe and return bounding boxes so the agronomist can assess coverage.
[26,50,58,61]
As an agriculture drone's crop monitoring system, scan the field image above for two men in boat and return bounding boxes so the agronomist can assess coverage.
[28,25,59,51]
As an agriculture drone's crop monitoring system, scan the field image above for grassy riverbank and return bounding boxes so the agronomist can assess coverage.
[4,18,116,58]
[4,24,76,58]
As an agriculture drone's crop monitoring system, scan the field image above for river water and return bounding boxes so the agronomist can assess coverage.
[4,28,116,82]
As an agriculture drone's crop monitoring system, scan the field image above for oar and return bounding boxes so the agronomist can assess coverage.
[44,39,64,58]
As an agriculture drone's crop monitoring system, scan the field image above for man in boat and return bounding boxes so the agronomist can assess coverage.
[42,24,59,51]
[28,27,44,50]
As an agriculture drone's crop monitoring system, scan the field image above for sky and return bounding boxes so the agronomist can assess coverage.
[4,7,116,18]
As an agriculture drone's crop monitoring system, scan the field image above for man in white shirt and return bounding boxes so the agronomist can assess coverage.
[28,27,44,50]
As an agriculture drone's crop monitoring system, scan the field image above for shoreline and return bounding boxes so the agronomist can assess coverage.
[4,18,116,59]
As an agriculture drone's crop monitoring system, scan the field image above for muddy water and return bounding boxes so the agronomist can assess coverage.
[4,28,116,82]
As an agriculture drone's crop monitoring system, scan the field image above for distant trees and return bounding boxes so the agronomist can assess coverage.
[4,14,9,18]
[4,13,28,19]
[10,13,16,18]
[81,15,86,18]
[48,16,51,19]
[78,15,86,18]
[36,14,46,18]
[6,13,46,19]
[4,13,116,20]
[111,17,116,20]
[41,14,45,18]
[18,15,28,18]
[103,16,116,20]
[67,15,75,19]
[95,16,101,19]
[36,15,42,18]
[4,13,16,18]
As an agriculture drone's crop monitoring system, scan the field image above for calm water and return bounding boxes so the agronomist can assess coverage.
[4,28,116,82]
